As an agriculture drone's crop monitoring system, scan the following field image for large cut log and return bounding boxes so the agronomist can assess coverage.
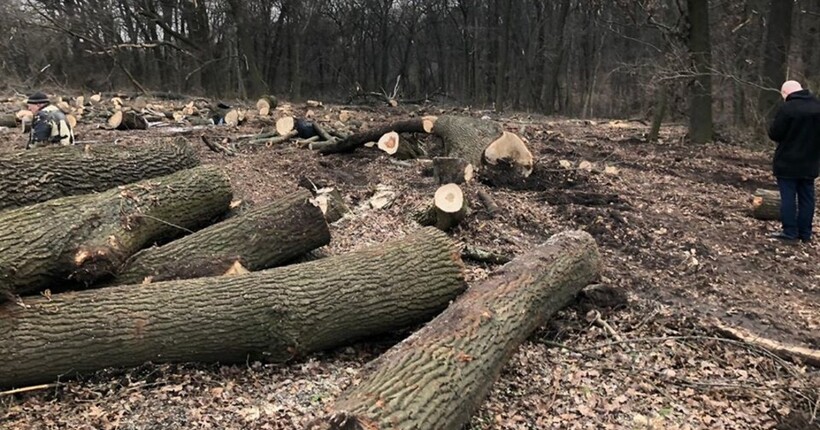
[317,118,435,154]
[0,227,466,388]
[0,114,18,128]
[108,110,148,130]
[433,116,534,176]
[256,95,278,116]
[0,166,232,300]
[0,139,200,211]
[751,188,781,221]
[307,230,601,430]
[433,157,474,185]
[113,189,330,285]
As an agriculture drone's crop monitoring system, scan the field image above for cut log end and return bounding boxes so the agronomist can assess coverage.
[751,189,781,221]
[422,116,437,133]
[378,132,400,155]
[435,184,464,213]
[256,96,277,116]
[224,110,240,127]
[276,116,295,135]
[484,131,535,177]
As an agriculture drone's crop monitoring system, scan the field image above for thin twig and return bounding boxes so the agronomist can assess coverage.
[0,384,58,396]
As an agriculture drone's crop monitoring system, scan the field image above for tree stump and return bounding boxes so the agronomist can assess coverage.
[417,183,469,231]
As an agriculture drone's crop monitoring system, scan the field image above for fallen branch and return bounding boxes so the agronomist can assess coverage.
[477,189,500,217]
[316,118,435,154]
[711,319,820,368]
[201,136,236,156]
[462,245,512,264]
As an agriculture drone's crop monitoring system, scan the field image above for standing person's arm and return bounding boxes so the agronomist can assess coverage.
[768,107,791,143]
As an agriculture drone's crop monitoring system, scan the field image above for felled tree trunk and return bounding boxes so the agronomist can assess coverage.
[108,110,148,130]
[432,115,502,169]
[433,157,474,185]
[433,116,535,177]
[416,184,469,231]
[0,227,466,389]
[256,95,278,115]
[317,118,435,154]
[0,166,232,300]
[751,188,781,221]
[0,139,200,211]
[0,114,17,128]
[307,230,601,430]
[113,189,330,285]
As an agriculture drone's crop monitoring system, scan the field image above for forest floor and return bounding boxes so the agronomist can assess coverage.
[0,97,818,430]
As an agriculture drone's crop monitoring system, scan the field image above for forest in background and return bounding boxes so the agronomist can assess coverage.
[1,0,819,141]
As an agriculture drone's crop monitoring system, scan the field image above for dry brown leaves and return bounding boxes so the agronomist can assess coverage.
[1,97,818,429]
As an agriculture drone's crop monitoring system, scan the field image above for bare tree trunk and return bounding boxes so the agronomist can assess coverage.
[758,0,794,121]
[687,0,714,144]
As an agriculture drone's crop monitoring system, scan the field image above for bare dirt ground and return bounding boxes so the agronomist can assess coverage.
[1,97,818,430]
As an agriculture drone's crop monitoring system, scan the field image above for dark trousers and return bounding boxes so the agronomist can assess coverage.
[777,177,816,240]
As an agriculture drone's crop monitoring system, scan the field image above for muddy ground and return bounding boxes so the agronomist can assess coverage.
[0,98,818,430]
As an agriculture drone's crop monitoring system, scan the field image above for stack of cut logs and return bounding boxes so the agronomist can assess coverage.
[0,118,602,430]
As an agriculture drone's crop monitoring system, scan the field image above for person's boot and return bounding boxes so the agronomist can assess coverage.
[769,232,799,244]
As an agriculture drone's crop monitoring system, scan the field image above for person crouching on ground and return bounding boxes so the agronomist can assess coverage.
[25,91,75,149]
[768,80,820,244]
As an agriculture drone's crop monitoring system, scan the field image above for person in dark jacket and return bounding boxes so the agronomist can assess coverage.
[768,80,820,243]
[25,91,74,149]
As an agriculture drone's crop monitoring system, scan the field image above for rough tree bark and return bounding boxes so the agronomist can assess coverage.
[687,0,714,144]
[113,189,330,284]
[0,227,466,389]
[307,230,601,430]
[433,157,474,185]
[757,0,794,121]
[433,115,503,169]
[751,188,781,221]
[0,166,232,300]
[0,114,17,128]
[317,118,433,154]
[0,139,200,211]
